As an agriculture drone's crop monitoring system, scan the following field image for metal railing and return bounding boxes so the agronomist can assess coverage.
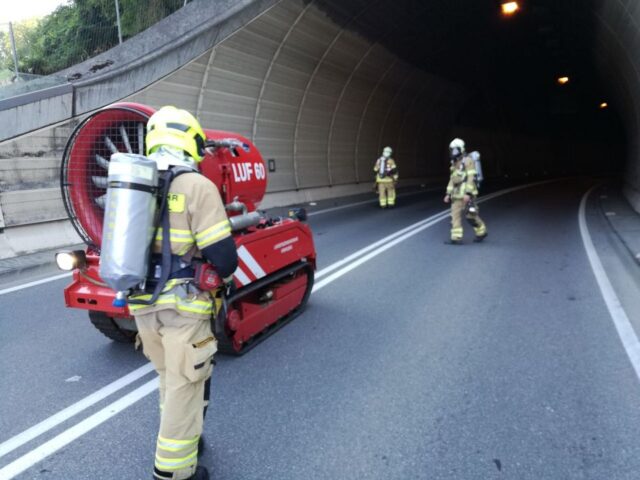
[0,0,192,88]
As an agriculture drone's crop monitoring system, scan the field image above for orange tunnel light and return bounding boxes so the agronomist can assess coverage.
[501,2,520,15]
[557,76,570,85]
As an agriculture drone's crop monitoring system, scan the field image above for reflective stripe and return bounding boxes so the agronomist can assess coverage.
[233,267,251,286]
[155,228,194,244]
[155,450,198,471]
[129,293,213,315]
[158,435,199,453]
[466,169,477,175]
[237,246,266,279]
[195,220,231,248]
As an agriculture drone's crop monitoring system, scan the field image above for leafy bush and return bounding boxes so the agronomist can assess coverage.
[1,0,186,76]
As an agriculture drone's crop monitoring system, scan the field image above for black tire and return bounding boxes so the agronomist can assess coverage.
[88,311,137,343]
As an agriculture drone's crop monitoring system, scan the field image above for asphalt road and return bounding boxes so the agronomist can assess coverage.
[2,179,640,479]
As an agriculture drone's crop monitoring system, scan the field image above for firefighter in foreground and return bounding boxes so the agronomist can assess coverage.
[128,107,238,480]
[373,146,399,208]
[443,138,487,244]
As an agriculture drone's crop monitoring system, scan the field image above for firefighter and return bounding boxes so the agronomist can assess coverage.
[128,106,238,480]
[443,138,487,244]
[373,146,399,208]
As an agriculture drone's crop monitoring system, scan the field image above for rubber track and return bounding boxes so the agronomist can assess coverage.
[89,310,137,343]
[217,262,315,355]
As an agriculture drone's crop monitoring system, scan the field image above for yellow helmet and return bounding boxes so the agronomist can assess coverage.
[145,106,207,162]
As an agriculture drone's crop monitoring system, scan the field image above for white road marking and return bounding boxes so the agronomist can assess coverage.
[0,272,72,296]
[313,211,450,292]
[0,179,560,478]
[308,188,439,217]
[315,180,557,280]
[578,187,640,381]
[0,363,155,459]
[315,211,449,280]
[0,378,159,479]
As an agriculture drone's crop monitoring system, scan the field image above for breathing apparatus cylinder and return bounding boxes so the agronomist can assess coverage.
[469,151,484,186]
[99,153,159,306]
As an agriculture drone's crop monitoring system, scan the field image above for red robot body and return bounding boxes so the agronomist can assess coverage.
[60,103,316,354]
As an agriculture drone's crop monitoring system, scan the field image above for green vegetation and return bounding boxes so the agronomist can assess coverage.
[0,0,186,76]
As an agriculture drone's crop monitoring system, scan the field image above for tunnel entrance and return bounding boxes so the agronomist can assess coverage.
[314,0,626,180]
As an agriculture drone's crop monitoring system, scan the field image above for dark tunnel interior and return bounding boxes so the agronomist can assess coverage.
[315,0,627,179]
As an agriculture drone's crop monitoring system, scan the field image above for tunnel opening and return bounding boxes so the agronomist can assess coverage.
[313,0,627,182]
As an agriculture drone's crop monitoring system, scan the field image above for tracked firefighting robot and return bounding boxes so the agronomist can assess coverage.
[57,103,316,355]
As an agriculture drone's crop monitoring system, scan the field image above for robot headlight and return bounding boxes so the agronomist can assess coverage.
[55,250,87,271]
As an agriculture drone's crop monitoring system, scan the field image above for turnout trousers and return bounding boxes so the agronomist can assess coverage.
[377,181,396,207]
[450,198,487,240]
[135,309,216,480]
[450,199,465,241]
[465,199,487,237]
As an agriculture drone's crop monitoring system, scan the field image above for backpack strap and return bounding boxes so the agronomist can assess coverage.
[128,166,196,305]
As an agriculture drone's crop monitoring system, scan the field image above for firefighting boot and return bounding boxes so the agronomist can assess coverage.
[153,466,209,480]
[444,239,463,245]
[189,466,210,480]
[473,233,488,243]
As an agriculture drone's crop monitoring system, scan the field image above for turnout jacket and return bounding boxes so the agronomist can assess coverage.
[129,172,233,319]
[446,156,478,199]
[374,157,399,183]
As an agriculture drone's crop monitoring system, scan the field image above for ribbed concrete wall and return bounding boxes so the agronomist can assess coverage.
[4,0,640,258]
[0,0,463,258]
[129,0,463,193]
[595,0,640,212]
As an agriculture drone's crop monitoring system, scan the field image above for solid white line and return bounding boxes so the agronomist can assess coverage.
[0,272,72,296]
[315,211,449,279]
[0,363,155,459]
[307,187,440,217]
[0,377,159,480]
[313,212,449,292]
[578,187,640,381]
[0,179,559,477]
[315,180,557,280]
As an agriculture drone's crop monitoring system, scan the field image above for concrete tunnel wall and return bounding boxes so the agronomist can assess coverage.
[126,0,464,193]
[0,0,468,258]
[595,0,640,213]
[2,0,640,258]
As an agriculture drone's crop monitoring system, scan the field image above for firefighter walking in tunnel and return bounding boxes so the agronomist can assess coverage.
[374,146,399,208]
[443,138,487,244]
[127,106,238,480]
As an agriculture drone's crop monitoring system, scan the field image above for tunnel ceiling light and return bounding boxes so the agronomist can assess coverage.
[557,76,570,85]
[600,102,609,109]
[501,2,520,15]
